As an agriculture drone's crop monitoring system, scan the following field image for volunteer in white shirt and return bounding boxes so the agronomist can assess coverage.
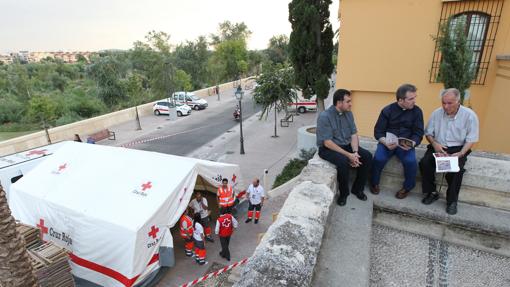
[245,178,265,224]
[189,192,214,242]
[192,213,207,265]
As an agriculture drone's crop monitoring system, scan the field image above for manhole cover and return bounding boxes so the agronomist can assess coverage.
[226,151,235,154]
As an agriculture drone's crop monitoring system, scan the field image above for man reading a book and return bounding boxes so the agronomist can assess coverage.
[420,88,479,215]
[370,84,424,199]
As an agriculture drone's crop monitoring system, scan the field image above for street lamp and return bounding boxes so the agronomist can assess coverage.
[235,85,245,155]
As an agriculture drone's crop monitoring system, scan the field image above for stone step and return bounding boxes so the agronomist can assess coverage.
[359,139,510,211]
[311,188,373,287]
[372,187,510,238]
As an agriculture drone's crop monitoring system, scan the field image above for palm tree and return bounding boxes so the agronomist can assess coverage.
[0,184,38,287]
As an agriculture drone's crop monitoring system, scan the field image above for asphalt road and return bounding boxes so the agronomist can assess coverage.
[134,92,261,156]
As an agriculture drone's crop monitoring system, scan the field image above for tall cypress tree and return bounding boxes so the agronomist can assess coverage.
[288,0,334,112]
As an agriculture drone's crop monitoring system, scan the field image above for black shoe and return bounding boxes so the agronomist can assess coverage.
[219,252,224,258]
[254,219,259,224]
[245,218,252,223]
[354,192,367,201]
[446,202,457,215]
[337,197,347,206]
[422,192,439,205]
[226,257,231,261]
[206,237,214,243]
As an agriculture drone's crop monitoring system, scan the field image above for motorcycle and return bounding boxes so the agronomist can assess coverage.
[233,105,241,121]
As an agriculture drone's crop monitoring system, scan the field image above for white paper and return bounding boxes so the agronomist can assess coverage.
[433,153,460,173]
[385,132,398,145]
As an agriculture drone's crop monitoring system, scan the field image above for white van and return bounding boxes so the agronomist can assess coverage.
[0,141,67,199]
[172,92,208,110]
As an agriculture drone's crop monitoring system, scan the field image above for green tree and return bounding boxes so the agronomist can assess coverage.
[173,69,193,91]
[87,56,128,107]
[253,64,296,137]
[174,36,210,89]
[247,50,268,76]
[7,64,31,102]
[289,0,334,111]
[436,17,475,104]
[150,59,175,99]
[210,21,252,46]
[213,39,249,81]
[266,35,289,64]
[51,72,67,92]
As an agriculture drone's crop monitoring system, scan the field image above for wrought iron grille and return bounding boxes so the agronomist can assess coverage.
[429,0,504,85]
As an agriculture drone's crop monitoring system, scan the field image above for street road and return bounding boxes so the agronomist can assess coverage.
[133,91,261,156]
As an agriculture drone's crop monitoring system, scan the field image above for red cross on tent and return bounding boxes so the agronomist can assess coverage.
[232,174,237,183]
[141,181,152,191]
[26,149,47,156]
[58,163,67,172]
[148,225,159,239]
[36,218,49,239]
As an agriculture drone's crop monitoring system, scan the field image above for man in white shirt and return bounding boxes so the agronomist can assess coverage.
[419,88,479,215]
[189,192,214,242]
[245,178,265,224]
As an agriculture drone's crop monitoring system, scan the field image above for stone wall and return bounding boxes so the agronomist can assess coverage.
[234,156,337,287]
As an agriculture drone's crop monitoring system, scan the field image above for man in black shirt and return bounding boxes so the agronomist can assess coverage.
[370,84,424,199]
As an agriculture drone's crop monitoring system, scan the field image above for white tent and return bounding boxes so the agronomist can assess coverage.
[9,142,241,287]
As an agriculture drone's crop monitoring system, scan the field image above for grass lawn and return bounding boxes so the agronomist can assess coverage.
[0,131,38,142]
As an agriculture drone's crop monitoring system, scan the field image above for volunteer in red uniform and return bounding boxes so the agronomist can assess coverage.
[192,213,207,265]
[245,178,265,224]
[215,209,238,261]
[217,178,235,213]
[189,192,214,242]
[179,207,194,257]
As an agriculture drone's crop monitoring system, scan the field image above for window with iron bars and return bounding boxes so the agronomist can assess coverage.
[430,0,504,85]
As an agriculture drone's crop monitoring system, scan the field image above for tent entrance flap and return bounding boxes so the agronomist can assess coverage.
[193,174,218,194]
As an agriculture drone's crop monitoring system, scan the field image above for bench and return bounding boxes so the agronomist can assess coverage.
[88,129,116,142]
[280,113,294,127]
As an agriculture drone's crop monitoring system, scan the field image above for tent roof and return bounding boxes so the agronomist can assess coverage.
[10,142,238,231]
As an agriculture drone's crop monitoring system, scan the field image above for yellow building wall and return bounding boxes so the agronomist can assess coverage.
[336,0,510,153]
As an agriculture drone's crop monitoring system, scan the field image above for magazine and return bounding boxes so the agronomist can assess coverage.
[385,132,415,149]
[433,153,460,173]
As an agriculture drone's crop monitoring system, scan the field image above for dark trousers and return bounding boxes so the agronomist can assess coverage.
[419,145,470,204]
[318,145,372,199]
[219,236,231,260]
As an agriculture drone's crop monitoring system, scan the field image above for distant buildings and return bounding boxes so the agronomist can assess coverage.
[0,51,93,64]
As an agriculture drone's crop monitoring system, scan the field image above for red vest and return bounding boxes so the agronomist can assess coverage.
[218,185,234,207]
[218,214,234,237]
[179,215,193,238]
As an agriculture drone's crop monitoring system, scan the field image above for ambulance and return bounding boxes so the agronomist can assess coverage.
[288,95,318,113]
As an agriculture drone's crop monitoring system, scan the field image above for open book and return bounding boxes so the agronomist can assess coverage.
[386,132,415,149]
[433,153,460,173]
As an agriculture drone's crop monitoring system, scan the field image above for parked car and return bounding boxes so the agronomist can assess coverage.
[287,95,317,113]
[153,101,191,117]
[172,92,208,110]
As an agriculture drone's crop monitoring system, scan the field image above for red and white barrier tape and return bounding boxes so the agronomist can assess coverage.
[179,257,249,287]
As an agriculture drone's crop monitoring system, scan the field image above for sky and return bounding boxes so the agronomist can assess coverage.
[0,0,339,53]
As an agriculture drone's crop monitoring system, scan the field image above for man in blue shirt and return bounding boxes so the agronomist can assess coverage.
[316,89,372,206]
[370,84,424,199]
